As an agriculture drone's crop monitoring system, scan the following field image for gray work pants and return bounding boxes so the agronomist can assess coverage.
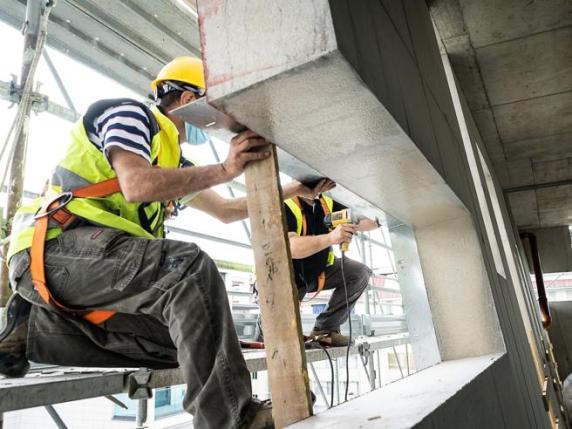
[255,257,371,340]
[9,226,257,429]
[307,257,371,332]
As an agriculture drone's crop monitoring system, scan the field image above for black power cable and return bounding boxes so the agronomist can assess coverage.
[341,252,352,402]
[317,343,335,408]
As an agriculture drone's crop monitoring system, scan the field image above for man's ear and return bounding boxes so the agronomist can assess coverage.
[179,91,196,106]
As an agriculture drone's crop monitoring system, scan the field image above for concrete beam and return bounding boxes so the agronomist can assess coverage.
[200,0,465,229]
[198,0,504,363]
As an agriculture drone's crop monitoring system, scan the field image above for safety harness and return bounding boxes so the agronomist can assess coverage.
[285,196,333,298]
[31,178,122,324]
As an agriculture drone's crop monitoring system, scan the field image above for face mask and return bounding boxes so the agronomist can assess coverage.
[185,122,210,145]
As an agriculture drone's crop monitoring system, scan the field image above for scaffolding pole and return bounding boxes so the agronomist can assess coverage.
[0,0,52,305]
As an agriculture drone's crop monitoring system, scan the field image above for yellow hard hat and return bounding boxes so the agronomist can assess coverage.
[151,56,205,93]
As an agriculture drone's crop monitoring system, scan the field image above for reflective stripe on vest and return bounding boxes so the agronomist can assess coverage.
[8,103,181,261]
[284,194,335,266]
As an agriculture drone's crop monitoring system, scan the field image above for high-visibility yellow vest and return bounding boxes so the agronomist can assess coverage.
[284,194,335,267]
[7,99,181,260]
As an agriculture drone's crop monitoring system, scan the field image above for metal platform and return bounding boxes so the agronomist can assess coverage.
[0,334,409,413]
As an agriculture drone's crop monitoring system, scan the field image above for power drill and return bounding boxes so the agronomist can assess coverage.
[324,209,358,253]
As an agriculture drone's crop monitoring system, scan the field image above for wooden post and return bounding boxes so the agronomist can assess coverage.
[245,144,312,428]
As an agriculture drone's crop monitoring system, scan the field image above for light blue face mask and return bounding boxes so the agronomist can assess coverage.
[185,122,210,145]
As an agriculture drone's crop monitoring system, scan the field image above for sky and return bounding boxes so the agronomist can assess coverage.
[0,19,395,273]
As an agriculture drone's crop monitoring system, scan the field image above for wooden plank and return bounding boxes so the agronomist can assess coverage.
[244,144,312,428]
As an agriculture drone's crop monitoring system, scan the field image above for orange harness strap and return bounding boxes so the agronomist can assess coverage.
[30,178,122,325]
[292,196,331,302]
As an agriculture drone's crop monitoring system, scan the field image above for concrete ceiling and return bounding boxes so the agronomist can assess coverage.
[0,0,200,98]
[430,0,572,229]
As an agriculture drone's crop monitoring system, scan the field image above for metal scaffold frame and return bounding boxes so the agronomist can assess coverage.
[0,334,410,423]
[0,0,54,306]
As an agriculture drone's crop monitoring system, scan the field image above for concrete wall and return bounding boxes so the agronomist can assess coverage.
[329,1,550,427]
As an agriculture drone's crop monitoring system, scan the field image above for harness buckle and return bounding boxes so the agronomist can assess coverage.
[34,191,73,219]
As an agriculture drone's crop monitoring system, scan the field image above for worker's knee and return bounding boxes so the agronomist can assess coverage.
[347,260,371,292]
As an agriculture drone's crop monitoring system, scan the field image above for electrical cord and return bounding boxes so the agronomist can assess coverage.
[341,252,352,402]
[317,343,334,408]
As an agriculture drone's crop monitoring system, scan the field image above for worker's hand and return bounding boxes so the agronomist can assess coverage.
[222,130,270,179]
[328,224,357,245]
[295,178,336,199]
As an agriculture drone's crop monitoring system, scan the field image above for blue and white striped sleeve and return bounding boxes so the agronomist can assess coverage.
[91,105,152,164]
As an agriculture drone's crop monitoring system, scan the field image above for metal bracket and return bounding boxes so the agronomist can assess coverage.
[104,395,128,409]
[541,376,549,412]
[7,77,49,112]
[358,340,376,390]
[127,369,153,400]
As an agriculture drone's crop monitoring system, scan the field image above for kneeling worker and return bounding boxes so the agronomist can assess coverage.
[256,185,380,347]
[1,56,314,429]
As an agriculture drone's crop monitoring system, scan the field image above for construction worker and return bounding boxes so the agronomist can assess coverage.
[0,56,326,429]
[255,190,379,347]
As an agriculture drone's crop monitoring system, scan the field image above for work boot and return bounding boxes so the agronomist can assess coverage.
[310,329,352,347]
[247,399,274,429]
[0,293,31,378]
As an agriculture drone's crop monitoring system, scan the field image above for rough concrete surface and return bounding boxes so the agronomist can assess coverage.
[288,354,503,429]
[431,0,572,229]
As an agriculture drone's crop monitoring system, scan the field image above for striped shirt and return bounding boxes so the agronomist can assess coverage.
[87,104,152,164]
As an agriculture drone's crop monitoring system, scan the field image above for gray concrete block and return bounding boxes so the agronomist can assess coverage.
[459,0,572,48]
[537,185,572,226]
[476,26,572,106]
[504,132,572,162]
[505,159,535,188]
[508,191,540,227]
[539,210,572,227]
[533,158,572,185]
[537,185,572,211]
[493,91,572,144]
